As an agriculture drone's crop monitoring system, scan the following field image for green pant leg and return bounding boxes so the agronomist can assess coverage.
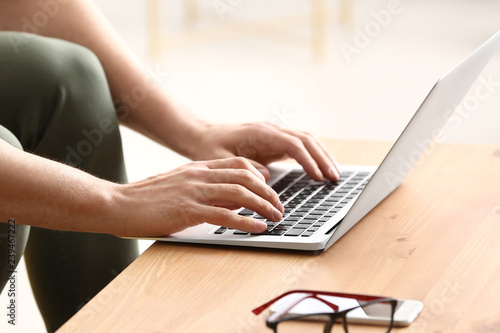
[0,125,31,296]
[0,32,139,332]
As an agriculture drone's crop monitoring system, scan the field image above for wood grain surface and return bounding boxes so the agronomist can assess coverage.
[58,139,500,333]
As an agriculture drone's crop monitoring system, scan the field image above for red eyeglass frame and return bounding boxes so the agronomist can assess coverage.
[252,289,391,315]
[252,289,397,333]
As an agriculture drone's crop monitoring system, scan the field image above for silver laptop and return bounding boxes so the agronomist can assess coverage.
[144,31,500,251]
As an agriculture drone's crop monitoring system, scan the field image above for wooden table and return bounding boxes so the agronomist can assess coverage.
[58,139,500,333]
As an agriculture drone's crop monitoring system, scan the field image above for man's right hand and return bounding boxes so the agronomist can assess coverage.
[111,157,285,237]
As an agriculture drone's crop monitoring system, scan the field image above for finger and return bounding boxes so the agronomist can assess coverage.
[274,132,324,181]
[204,157,266,183]
[204,169,283,212]
[247,160,271,182]
[282,130,339,181]
[196,205,268,233]
[266,123,340,179]
[201,184,282,222]
[214,204,242,210]
[316,139,341,174]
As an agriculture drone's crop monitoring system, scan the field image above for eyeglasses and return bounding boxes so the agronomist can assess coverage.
[252,290,397,333]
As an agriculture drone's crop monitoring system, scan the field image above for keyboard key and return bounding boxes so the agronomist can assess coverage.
[233,230,249,235]
[214,227,227,234]
[254,169,372,239]
[251,229,287,236]
[279,221,295,227]
[301,231,315,237]
[285,229,304,236]
[300,202,314,208]
[324,212,338,217]
[272,225,290,232]
[238,209,255,216]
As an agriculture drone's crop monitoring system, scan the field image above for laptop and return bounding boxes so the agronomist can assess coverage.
[143,31,500,251]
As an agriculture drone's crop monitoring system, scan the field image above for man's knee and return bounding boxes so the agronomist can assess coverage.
[0,32,118,151]
[0,32,106,97]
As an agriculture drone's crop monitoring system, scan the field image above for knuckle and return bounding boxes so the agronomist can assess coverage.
[215,209,233,223]
[259,121,274,129]
[232,156,250,168]
[177,202,198,227]
[236,143,257,159]
[258,198,270,211]
[290,137,304,150]
[254,122,271,130]
[190,161,205,168]
[301,130,313,137]
[200,184,219,201]
[238,169,255,182]
[180,167,202,178]
[299,133,314,144]
[227,184,245,197]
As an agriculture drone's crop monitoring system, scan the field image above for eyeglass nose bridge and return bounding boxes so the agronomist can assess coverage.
[267,293,340,323]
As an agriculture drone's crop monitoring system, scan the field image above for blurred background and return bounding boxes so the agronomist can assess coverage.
[2,0,500,331]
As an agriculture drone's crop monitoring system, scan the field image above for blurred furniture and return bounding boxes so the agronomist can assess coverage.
[147,0,353,61]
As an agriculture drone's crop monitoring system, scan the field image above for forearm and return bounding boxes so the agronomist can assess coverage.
[0,0,206,158]
[0,140,120,234]
[1,137,280,236]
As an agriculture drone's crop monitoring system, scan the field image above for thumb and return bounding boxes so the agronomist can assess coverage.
[248,160,270,182]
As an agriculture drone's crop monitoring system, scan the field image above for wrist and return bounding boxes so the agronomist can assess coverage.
[174,118,211,160]
[101,182,130,237]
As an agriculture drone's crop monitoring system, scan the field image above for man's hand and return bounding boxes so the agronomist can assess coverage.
[111,157,285,237]
[189,122,340,182]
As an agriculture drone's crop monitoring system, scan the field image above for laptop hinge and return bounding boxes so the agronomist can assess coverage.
[326,219,343,235]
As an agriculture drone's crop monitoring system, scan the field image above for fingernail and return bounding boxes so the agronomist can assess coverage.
[257,168,268,181]
[315,169,324,181]
[272,207,283,221]
[256,221,267,232]
[329,167,339,180]
[278,201,285,213]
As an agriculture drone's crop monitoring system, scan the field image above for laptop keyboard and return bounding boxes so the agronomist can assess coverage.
[214,170,371,237]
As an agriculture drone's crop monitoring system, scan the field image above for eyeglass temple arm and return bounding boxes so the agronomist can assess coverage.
[253,290,345,315]
[252,289,386,315]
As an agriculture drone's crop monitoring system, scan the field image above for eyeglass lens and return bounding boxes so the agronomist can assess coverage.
[274,296,393,333]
